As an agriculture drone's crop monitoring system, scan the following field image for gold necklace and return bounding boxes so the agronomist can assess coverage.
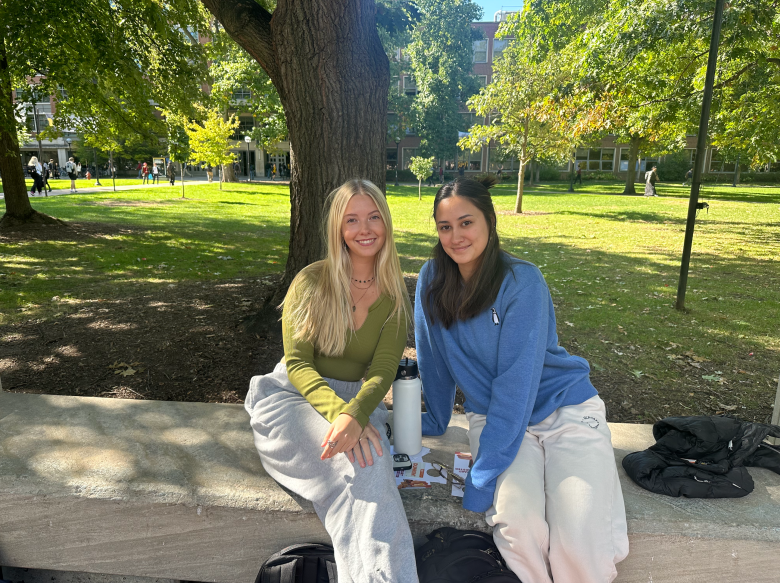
[351,281,374,313]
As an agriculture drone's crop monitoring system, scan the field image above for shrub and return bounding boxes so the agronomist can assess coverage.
[583,171,617,181]
[740,172,780,184]
[657,151,690,182]
[386,169,417,183]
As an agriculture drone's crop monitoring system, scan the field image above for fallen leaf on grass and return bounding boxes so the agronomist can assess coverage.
[118,367,137,377]
[718,403,738,412]
[631,370,644,379]
[702,375,722,382]
[564,321,574,327]
[591,362,605,371]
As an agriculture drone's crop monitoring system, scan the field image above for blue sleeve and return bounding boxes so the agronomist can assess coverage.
[463,281,550,513]
[414,263,456,436]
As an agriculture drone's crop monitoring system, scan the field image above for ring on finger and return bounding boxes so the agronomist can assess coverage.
[328,440,338,449]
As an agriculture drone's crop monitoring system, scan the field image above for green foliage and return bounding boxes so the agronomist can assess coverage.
[407,0,483,160]
[165,111,192,164]
[186,107,239,169]
[657,151,692,182]
[409,155,436,199]
[204,26,287,151]
[408,156,436,181]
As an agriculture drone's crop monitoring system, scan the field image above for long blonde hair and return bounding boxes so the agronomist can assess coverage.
[282,179,410,357]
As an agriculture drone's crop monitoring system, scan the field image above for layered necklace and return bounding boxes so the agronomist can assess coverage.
[350,276,375,313]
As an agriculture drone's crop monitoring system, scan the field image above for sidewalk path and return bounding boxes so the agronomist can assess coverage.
[0,178,289,200]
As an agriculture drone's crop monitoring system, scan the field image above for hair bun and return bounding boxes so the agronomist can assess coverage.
[477,175,498,189]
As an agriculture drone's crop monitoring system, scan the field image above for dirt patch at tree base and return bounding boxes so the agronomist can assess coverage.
[2,274,771,425]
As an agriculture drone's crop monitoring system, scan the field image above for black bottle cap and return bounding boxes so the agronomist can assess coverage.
[395,358,419,381]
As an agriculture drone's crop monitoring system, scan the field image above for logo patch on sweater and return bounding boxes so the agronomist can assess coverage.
[491,308,500,325]
[581,416,600,429]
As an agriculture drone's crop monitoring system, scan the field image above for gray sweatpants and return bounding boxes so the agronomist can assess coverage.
[245,362,419,583]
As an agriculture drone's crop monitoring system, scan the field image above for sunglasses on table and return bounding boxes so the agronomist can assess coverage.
[428,460,466,486]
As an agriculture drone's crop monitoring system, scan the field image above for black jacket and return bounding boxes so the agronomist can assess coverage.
[622,416,780,498]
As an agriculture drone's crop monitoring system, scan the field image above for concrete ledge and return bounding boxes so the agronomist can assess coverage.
[1,391,779,583]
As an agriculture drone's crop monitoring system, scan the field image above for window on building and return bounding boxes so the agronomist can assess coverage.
[709,149,733,173]
[458,148,482,171]
[488,147,515,171]
[477,75,488,86]
[232,87,252,100]
[459,112,474,132]
[57,85,68,100]
[402,147,419,170]
[403,75,417,96]
[232,117,254,140]
[576,147,614,171]
[492,39,508,62]
[387,147,398,170]
[473,40,487,63]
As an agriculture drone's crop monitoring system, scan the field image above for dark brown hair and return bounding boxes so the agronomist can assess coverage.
[425,176,508,328]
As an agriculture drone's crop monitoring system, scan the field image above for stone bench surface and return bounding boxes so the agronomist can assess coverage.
[2,391,779,583]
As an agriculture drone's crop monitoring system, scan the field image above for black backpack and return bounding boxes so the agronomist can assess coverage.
[255,543,337,583]
[416,527,522,583]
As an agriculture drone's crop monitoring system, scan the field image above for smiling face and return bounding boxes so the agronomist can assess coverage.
[341,193,387,262]
[435,195,490,281]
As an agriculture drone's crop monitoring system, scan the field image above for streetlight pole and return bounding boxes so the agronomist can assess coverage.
[394,137,401,187]
[245,135,252,182]
[93,149,102,186]
[66,138,71,161]
[676,0,725,311]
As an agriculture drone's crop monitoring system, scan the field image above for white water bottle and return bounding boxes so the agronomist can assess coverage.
[392,358,423,456]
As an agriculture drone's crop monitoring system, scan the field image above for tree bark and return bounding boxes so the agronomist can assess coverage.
[622,134,640,195]
[535,163,540,183]
[528,159,534,187]
[514,118,529,213]
[0,30,33,225]
[202,0,389,298]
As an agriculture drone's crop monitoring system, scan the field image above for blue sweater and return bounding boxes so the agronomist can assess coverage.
[414,258,598,513]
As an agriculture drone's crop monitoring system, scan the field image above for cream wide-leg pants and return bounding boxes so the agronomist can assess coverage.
[466,395,629,583]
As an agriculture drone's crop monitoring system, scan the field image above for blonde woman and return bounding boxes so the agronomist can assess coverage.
[244,179,417,582]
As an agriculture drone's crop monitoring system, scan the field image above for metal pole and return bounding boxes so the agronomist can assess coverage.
[93,149,102,186]
[110,150,116,192]
[394,139,400,187]
[731,154,739,187]
[181,162,185,198]
[246,141,251,182]
[568,156,575,192]
[676,0,725,311]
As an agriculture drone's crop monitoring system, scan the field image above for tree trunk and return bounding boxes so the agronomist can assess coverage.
[515,158,525,213]
[0,30,40,228]
[622,134,640,195]
[528,159,534,187]
[535,163,540,183]
[222,161,238,182]
[418,179,422,200]
[732,155,741,186]
[202,0,389,300]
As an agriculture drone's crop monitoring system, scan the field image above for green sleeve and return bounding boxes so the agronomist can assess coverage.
[341,309,408,428]
[282,291,350,424]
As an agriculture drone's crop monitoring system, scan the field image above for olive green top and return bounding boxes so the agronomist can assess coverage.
[283,292,408,428]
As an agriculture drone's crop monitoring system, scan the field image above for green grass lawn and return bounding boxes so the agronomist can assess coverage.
[2,180,778,422]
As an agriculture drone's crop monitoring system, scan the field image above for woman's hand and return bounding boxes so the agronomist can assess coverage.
[348,422,384,468]
[320,413,362,460]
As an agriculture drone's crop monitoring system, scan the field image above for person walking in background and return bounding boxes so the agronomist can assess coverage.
[141,162,149,184]
[41,159,54,193]
[439,166,444,184]
[644,165,659,196]
[27,156,45,196]
[206,163,213,183]
[65,157,78,193]
[167,160,176,186]
[574,164,583,186]
[272,163,277,181]
[137,161,143,179]
[683,168,693,186]
[458,163,465,177]
[496,164,504,181]
[152,163,160,184]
